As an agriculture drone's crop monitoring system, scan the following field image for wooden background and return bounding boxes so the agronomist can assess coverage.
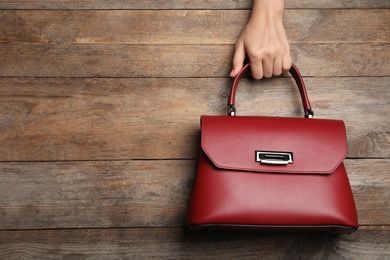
[0,0,389,259]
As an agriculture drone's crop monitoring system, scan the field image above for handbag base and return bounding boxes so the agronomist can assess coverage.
[188,224,358,234]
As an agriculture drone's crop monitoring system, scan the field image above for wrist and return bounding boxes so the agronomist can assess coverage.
[250,0,285,22]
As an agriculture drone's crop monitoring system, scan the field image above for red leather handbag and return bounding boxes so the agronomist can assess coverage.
[186,64,358,233]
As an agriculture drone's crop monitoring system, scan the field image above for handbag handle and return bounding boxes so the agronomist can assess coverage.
[228,63,314,118]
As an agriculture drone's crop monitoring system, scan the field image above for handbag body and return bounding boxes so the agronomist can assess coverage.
[185,64,358,234]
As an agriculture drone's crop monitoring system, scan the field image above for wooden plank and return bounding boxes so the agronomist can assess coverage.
[1,10,389,45]
[0,159,388,229]
[0,226,388,259]
[346,160,390,225]
[0,160,193,229]
[0,0,388,9]
[0,44,389,78]
[0,77,388,161]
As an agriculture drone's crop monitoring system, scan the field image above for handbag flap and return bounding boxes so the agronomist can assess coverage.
[201,116,348,174]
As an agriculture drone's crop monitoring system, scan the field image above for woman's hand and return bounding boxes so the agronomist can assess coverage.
[230,0,292,79]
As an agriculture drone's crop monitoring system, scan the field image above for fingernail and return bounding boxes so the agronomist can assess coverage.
[229,68,235,77]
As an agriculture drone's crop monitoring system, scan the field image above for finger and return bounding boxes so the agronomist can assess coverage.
[262,57,273,78]
[250,59,263,79]
[230,42,246,78]
[282,49,292,73]
[273,55,283,76]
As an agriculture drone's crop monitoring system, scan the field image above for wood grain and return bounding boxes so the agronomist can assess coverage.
[0,226,388,259]
[1,10,388,45]
[346,160,390,226]
[1,77,388,161]
[0,160,193,229]
[0,2,389,258]
[0,0,389,9]
[0,159,388,230]
[0,44,389,77]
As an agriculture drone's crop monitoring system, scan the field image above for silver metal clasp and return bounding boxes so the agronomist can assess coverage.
[255,151,293,165]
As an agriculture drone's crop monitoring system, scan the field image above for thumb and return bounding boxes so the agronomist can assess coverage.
[230,42,246,78]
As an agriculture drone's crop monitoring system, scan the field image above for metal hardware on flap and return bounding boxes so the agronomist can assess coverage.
[255,151,293,165]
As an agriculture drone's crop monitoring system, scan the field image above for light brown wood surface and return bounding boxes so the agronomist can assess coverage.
[1,10,389,44]
[0,2,389,259]
[0,0,389,9]
[1,44,389,77]
[0,77,388,161]
[0,160,388,230]
[0,227,389,259]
